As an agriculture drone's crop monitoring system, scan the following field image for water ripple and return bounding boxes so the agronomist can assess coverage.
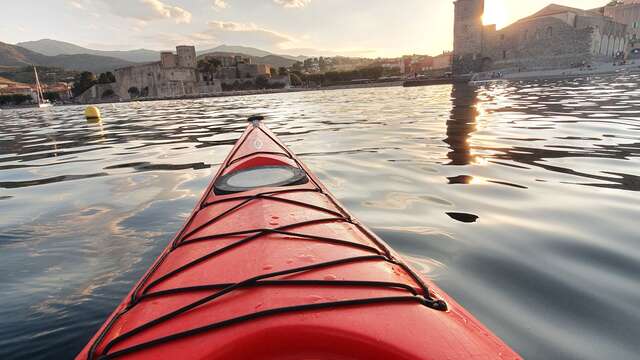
[1,76,639,359]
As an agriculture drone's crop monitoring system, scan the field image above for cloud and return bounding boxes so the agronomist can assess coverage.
[205,21,296,48]
[273,0,311,8]
[99,0,192,24]
[67,0,85,9]
[212,0,228,9]
[211,0,311,10]
[141,31,217,49]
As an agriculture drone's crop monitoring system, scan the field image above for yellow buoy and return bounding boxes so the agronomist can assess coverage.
[85,106,101,120]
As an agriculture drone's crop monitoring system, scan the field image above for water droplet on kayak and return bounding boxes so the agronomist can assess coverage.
[306,295,324,303]
[286,259,294,264]
[255,303,263,310]
[262,264,273,270]
[324,274,337,280]
[298,254,315,262]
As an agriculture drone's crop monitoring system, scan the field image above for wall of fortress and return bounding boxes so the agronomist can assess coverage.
[483,18,594,71]
[453,0,635,74]
[114,62,199,100]
[483,16,627,72]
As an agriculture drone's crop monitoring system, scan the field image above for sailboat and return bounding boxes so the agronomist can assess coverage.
[33,66,52,108]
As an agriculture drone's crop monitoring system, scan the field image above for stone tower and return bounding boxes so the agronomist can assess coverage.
[160,51,177,68]
[453,0,485,74]
[176,45,197,68]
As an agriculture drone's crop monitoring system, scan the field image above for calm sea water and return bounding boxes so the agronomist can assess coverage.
[1,78,639,359]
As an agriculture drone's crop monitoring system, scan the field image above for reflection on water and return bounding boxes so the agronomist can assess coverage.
[446,84,478,166]
[1,77,640,359]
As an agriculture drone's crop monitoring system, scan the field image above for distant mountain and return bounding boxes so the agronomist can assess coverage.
[0,41,136,73]
[0,76,20,85]
[16,39,309,66]
[16,39,159,63]
[197,51,298,68]
[199,44,307,62]
[0,41,48,67]
[199,45,272,58]
[258,54,300,68]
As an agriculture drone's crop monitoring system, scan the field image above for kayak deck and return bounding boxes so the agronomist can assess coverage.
[78,119,520,360]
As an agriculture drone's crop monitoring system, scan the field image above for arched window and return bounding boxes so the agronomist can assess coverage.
[547,26,553,38]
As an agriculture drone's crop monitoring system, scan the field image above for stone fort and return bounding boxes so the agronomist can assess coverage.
[453,0,640,74]
[112,45,205,99]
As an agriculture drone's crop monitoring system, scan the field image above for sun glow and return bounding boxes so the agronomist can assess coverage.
[483,0,509,29]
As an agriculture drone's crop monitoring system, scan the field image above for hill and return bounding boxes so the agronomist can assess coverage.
[197,51,298,68]
[0,41,49,67]
[17,39,159,63]
[19,40,308,64]
[0,76,19,85]
[199,44,307,61]
[0,41,136,73]
[199,45,272,57]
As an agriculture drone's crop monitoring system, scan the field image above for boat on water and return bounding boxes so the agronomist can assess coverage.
[32,66,52,108]
[468,72,507,86]
[77,116,521,360]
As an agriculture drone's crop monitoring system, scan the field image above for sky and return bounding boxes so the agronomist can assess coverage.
[1,0,610,58]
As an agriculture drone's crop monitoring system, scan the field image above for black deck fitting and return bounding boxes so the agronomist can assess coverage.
[248,115,265,122]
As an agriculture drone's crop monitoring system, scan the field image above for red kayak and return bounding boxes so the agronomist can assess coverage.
[78,117,520,360]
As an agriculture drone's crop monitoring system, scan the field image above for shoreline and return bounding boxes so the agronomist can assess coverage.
[111,81,404,104]
[0,81,403,109]
[502,62,640,81]
[3,64,640,110]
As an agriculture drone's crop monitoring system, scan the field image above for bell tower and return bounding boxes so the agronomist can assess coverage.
[453,0,485,74]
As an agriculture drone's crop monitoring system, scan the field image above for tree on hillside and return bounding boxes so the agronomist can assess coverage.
[197,58,222,81]
[289,73,302,87]
[72,71,97,97]
[98,71,116,84]
[255,75,270,89]
[277,67,289,76]
[43,92,60,102]
[12,94,31,105]
[289,73,302,86]
[0,94,32,106]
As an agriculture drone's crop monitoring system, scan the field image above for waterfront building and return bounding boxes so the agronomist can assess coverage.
[453,1,630,74]
[77,46,222,103]
[201,54,271,80]
[0,78,72,102]
[113,45,201,99]
[198,54,289,90]
[602,0,640,41]
[432,51,453,70]
[400,55,434,75]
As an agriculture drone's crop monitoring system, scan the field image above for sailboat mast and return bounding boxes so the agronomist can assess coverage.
[33,66,44,104]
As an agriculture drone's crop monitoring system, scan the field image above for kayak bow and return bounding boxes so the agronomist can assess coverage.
[78,117,520,360]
